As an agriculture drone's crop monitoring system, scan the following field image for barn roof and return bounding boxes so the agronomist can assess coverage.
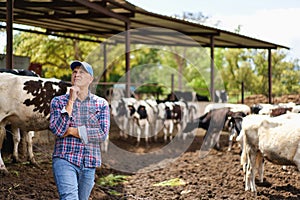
[0,0,289,49]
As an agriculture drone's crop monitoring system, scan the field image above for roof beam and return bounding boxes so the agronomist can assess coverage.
[12,12,134,20]
[105,0,137,13]
[73,0,130,23]
[0,25,108,43]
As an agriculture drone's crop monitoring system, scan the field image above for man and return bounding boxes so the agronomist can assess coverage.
[49,61,110,200]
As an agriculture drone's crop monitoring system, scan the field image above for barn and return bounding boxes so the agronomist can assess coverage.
[0,1,298,199]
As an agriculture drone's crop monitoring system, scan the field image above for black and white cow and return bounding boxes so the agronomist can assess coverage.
[156,100,192,142]
[227,111,247,151]
[131,99,158,147]
[0,68,39,77]
[0,73,71,174]
[0,69,39,165]
[156,101,180,142]
[110,97,137,138]
[183,107,247,153]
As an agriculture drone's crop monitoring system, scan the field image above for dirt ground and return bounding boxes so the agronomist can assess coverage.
[0,123,300,200]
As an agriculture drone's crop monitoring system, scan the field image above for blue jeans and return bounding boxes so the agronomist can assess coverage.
[52,158,96,200]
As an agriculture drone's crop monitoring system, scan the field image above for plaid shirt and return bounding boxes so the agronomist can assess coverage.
[49,92,110,168]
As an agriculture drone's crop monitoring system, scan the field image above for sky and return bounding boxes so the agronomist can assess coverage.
[128,0,300,61]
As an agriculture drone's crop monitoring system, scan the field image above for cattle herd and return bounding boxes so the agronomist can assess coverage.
[1,69,300,194]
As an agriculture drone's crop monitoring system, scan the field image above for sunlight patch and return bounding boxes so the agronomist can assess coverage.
[153,178,186,187]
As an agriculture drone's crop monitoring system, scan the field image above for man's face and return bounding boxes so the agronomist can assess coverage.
[71,66,93,87]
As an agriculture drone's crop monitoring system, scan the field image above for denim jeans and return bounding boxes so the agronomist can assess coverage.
[52,158,95,200]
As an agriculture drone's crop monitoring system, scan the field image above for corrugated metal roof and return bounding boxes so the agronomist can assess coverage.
[0,0,289,49]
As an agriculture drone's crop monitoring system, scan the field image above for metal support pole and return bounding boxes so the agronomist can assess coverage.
[6,0,13,69]
[103,42,107,82]
[241,81,244,104]
[171,74,175,101]
[125,22,131,97]
[210,36,215,102]
[268,49,272,103]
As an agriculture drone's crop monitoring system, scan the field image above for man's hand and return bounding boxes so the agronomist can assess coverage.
[69,85,80,101]
[63,127,80,138]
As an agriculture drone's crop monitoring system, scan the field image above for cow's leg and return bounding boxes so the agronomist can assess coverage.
[245,147,257,192]
[169,121,174,141]
[0,125,9,174]
[25,131,40,168]
[176,123,182,140]
[163,125,168,143]
[128,119,135,138]
[245,152,251,191]
[292,143,300,171]
[163,121,169,142]
[214,131,221,150]
[121,117,128,138]
[182,132,187,140]
[227,128,237,152]
[256,151,264,183]
[145,122,149,147]
[12,127,21,163]
[154,119,163,141]
[136,125,141,147]
[101,135,109,153]
[154,120,161,142]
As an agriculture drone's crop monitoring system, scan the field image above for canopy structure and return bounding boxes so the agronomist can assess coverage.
[0,0,289,102]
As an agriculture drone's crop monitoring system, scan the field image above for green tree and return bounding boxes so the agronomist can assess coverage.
[13,30,98,80]
[219,48,300,100]
[252,49,300,96]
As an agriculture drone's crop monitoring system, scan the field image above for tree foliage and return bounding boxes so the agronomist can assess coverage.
[13,30,98,80]
[219,48,300,98]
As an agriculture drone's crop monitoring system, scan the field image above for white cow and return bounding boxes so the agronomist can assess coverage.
[156,100,191,142]
[156,101,176,142]
[204,103,250,115]
[110,97,136,138]
[0,73,71,174]
[131,99,158,146]
[240,113,300,192]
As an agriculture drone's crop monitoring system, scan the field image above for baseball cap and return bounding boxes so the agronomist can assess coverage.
[70,60,94,77]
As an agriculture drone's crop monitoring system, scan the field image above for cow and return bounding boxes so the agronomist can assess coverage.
[155,101,183,142]
[175,101,199,141]
[253,103,294,115]
[0,68,39,77]
[110,97,137,138]
[240,112,300,192]
[250,104,263,114]
[252,103,278,115]
[227,111,246,151]
[214,90,228,103]
[0,73,71,174]
[183,108,230,151]
[158,100,191,141]
[131,99,158,147]
[111,97,160,146]
[0,69,39,166]
[270,106,293,117]
[204,103,250,115]
[183,106,247,154]
[165,91,209,102]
